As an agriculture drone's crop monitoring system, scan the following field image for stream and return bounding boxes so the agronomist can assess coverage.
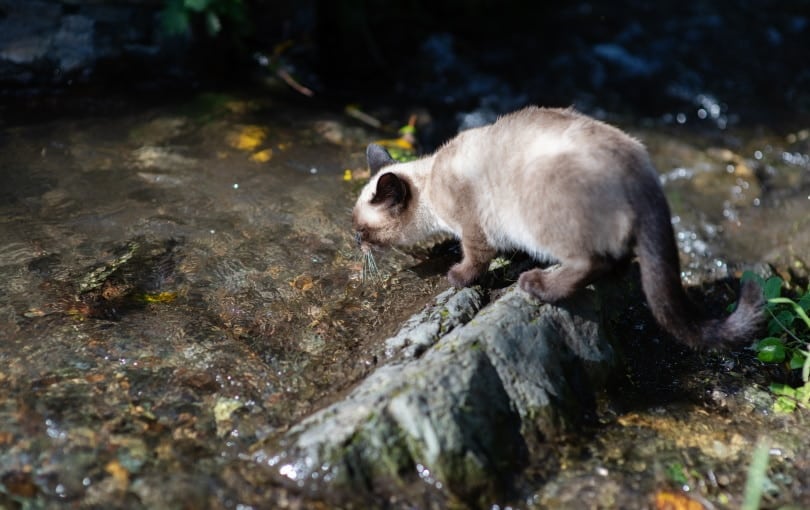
[0,91,808,508]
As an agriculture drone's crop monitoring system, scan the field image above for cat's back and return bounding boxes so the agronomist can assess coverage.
[438,108,579,175]
[492,106,640,151]
[434,106,650,195]
[489,107,648,183]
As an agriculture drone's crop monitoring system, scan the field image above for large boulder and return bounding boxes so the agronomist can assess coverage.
[252,284,615,507]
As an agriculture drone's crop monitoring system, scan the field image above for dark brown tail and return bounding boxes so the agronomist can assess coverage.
[632,172,765,348]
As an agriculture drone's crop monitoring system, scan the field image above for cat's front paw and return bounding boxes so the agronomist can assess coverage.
[447,263,480,288]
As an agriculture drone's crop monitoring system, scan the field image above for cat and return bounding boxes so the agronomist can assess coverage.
[352,106,764,348]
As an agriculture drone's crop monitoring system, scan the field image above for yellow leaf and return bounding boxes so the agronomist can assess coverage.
[140,291,177,303]
[250,149,273,163]
[374,137,414,151]
[105,460,130,489]
[227,125,267,151]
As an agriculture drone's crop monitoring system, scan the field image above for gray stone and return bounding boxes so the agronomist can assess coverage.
[52,14,95,72]
[253,285,615,507]
[384,286,486,358]
[0,0,163,83]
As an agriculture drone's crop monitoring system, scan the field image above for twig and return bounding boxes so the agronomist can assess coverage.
[276,68,314,97]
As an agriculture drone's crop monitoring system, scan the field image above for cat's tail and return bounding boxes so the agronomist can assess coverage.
[633,177,765,349]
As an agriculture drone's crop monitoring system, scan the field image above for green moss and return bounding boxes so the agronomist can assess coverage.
[337,411,415,490]
[438,308,452,335]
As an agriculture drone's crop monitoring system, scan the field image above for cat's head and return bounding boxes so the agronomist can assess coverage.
[352,144,417,251]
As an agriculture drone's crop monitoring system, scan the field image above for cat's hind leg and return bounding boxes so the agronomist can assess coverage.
[518,256,609,302]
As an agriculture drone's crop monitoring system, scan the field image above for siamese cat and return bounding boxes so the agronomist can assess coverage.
[352,107,764,348]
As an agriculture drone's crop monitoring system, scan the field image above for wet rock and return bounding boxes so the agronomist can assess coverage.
[254,285,614,507]
[384,286,486,358]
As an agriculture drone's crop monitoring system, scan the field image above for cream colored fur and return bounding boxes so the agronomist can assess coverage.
[356,107,646,262]
[352,106,764,348]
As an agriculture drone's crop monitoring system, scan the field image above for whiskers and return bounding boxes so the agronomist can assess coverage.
[360,246,382,284]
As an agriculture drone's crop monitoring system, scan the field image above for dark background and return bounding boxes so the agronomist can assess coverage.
[1,0,808,125]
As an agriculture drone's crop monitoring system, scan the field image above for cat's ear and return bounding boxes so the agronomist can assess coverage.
[372,172,409,208]
[366,144,395,174]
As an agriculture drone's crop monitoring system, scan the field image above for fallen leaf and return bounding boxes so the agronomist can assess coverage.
[227,125,268,151]
[290,274,314,291]
[105,459,130,490]
[655,490,705,510]
[250,148,273,163]
[139,291,178,303]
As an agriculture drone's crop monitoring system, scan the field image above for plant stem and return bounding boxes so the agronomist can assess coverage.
[741,437,770,510]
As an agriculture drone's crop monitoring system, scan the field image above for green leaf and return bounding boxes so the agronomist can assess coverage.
[797,383,810,404]
[666,462,689,486]
[773,395,797,413]
[769,297,810,330]
[769,382,796,397]
[757,337,786,363]
[773,309,796,331]
[758,337,785,349]
[669,464,688,485]
[799,293,810,312]
[763,277,783,301]
[767,319,784,337]
[790,351,807,370]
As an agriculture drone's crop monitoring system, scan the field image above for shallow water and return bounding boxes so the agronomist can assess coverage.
[0,93,808,508]
[0,93,443,507]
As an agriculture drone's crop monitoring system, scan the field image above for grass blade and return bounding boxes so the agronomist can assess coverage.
[741,437,770,510]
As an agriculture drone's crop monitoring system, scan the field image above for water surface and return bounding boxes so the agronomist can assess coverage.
[0,93,808,508]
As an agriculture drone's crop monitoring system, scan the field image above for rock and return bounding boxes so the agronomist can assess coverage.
[52,14,95,73]
[252,285,615,507]
[384,286,486,358]
[0,0,164,85]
